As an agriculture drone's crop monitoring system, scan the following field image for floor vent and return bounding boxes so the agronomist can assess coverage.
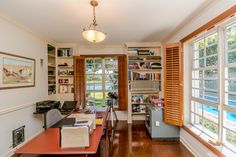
[12,125,25,148]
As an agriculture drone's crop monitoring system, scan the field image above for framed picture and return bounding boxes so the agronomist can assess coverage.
[0,52,35,89]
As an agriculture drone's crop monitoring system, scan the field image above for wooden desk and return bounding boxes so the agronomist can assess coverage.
[15,111,108,156]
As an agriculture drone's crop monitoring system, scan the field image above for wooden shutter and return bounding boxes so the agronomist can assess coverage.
[164,43,183,126]
[74,56,86,108]
[118,55,128,110]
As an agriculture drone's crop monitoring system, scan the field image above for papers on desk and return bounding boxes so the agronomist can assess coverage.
[61,126,89,149]
[68,113,96,130]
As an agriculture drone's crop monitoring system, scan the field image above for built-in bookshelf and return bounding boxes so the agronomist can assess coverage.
[48,45,56,95]
[126,43,163,123]
[57,48,74,95]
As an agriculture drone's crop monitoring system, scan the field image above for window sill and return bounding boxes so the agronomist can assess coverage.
[182,124,235,157]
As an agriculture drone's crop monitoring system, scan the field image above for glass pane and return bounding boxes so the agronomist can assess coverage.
[226,24,236,37]
[192,70,203,79]
[206,33,217,46]
[206,44,217,56]
[192,89,203,98]
[203,118,218,135]
[86,75,93,83]
[94,92,104,100]
[94,58,102,63]
[204,90,218,102]
[203,105,219,120]
[192,80,203,88]
[86,64,93,73]
[225,129,236,147]
[228,67,236,78]
[94,64,102,74]
[105,83,113,90]
[225,93,236,107]
[204,80,217,90]
[93,75,102,84]
[228,80,236,92]
[94,84,102,90]
[206,56,218,67]
[228,50,236,64]
[193,114,203,128]
[204,69,218,78]
[105,74,118,83]
[224,111,236,128]
[86,59,94,64]
[86,83,94,90]
[227,36,236,50]
[194,102,203,116]
[86,92,95,104]
[105,69,118,74]
[194,49,204,59]
[94,100,104,106]
[194,39,205,50]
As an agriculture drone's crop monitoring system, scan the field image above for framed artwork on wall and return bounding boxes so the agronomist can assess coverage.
[0,51,35,89]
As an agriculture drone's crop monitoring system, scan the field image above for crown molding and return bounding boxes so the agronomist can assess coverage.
[0,11,57,46]
[162,0,217,43]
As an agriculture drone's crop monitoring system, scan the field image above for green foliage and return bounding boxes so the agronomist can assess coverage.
[226,129,236,147]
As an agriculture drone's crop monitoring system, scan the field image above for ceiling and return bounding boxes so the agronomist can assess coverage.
[0,0,208,45]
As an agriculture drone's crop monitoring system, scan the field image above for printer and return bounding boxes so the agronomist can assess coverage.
[36,100,61,113]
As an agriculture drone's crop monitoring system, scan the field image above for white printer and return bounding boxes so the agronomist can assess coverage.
[74,119,94,134]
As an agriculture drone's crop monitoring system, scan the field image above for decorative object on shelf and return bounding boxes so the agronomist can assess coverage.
[59,85,68,93]
[82,0,106,43]
[58,70,74,76]
[58,79,69,84]
[0,51,35,89]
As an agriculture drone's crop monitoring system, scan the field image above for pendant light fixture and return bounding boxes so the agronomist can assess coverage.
[82,0,106,43]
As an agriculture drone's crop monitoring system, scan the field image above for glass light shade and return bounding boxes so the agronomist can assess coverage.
[82,29,106,43]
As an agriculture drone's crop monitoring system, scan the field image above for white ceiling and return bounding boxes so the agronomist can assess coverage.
[0,0,208,45]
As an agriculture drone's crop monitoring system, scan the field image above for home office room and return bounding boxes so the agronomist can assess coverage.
[0,1,236,157]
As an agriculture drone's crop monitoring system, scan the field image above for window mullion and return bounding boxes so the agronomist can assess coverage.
[218,26,224,143]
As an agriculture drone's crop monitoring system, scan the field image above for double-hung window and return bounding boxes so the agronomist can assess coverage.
[190,20,236,152]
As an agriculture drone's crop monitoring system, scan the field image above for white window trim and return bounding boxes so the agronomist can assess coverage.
[188,17,236,154]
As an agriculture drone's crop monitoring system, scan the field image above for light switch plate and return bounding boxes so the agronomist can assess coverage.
[155,121,160,126]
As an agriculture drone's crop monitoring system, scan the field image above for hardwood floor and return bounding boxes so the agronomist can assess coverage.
[13,121,193,157]
[108,121,193,157]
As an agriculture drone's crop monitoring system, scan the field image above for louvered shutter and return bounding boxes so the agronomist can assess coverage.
[74,56,86,108]
[164,43,183,126]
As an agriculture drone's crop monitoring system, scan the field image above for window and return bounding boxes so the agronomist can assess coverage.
[190,21,236,152]
[85,57,118,107]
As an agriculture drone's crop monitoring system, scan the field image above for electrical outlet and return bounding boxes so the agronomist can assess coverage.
[12,126,25,148]
[155,121,160,126]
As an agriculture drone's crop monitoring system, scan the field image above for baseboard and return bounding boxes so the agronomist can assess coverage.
[180,136,200,157]
[3,129,44,157]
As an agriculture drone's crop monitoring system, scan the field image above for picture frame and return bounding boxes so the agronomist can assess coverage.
[0,51,35,89]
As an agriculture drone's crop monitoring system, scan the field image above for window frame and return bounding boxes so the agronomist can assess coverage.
[189,18,236,153]
[85,57,118,107]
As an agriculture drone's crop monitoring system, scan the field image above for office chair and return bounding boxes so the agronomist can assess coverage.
[45,109,62,129]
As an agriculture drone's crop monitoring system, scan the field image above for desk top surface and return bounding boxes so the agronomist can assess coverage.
[15,111,108,155]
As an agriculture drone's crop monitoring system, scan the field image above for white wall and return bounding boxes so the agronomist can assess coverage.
[0,17,47,157]
[166,1,236,157]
